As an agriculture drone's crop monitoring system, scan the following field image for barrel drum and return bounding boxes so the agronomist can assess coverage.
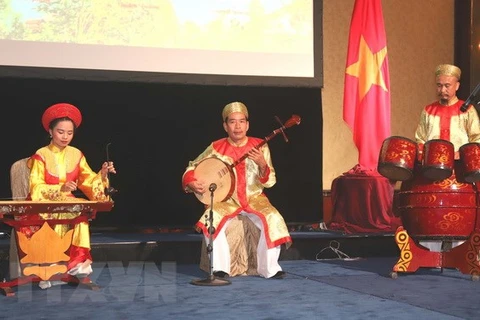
[398,162,477,239]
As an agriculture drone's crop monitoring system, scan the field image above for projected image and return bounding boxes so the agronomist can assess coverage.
[0,0,316,81]
[3,0,311,53]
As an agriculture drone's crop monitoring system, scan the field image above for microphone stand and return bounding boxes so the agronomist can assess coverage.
[460,82,480,113]
[190,183,231,286]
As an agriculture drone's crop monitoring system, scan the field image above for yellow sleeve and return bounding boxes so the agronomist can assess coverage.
[260,144,276,188]
[77,156,110,201]
[29,157,63,201]
[466,107,480,143]
[414,109,428,146]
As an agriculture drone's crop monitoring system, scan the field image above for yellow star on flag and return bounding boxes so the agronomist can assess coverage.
[346,35,388,101]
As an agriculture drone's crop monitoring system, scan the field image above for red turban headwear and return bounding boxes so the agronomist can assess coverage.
[41,103,82,132]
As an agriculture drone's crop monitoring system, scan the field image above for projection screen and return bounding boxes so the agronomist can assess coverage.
[0,0,323,87]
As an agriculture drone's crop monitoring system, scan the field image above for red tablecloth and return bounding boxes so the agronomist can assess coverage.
[327,174,401,234]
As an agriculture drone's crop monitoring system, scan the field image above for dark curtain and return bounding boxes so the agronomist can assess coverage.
[0,77,323,227]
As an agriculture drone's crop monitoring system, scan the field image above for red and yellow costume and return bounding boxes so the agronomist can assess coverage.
[182,137,292,249]
[415,100,480,152]
[183,101,291,278]
[17,103,111,273]
[410,64,480,253]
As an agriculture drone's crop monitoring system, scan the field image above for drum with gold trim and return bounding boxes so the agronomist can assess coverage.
[378,136,417,181]
[459,142,480,183]
[422,139,454,181]
[397,161,477,239]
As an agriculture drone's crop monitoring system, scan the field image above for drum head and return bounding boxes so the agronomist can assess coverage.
[378,164,413,181]
[422,166,453,181]
[464,171,480,183]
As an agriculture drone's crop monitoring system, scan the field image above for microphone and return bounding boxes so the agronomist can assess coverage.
[460,82,480,112]
[209,183,217,192]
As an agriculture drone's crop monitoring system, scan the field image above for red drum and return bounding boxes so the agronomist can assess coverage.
[459,142,480,183]
[378,136,417,181]
[397,161,477,239]
[422,139,454,181]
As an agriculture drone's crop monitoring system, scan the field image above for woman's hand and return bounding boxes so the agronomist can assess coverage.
[101,161,116,179]
[61,180,77,192]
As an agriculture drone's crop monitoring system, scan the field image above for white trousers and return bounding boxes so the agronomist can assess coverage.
[419,240,465,252]
[207,211,282,278]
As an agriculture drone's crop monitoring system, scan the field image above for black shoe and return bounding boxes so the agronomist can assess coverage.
[213,271,229,279]
[270,271,286,279]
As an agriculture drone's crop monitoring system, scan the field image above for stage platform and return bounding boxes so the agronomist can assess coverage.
[0,225,400,280]
[3,227,480,319]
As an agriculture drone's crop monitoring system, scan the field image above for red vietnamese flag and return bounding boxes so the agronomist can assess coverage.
[343,0,390,172]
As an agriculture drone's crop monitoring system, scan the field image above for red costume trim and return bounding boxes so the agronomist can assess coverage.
[196,199,291,249]
[182,170,196,191]
[192,137,289,249]
[425,101,464,141]
[259,166,271,184]
[68,246,92,270]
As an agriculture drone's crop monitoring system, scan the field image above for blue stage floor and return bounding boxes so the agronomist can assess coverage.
[0,257,477,320]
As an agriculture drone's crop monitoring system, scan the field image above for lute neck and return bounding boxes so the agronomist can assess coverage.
[230,129,281,168]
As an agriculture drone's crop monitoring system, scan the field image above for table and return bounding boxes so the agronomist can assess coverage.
[327,174,401,234]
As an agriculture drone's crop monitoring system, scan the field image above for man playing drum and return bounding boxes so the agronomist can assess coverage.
[415,64,480,160]
[182,101,291,279]
[414,64,480,251]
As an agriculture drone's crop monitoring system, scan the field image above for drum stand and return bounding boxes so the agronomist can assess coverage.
[390,226,480,281]
[191,184,231,286]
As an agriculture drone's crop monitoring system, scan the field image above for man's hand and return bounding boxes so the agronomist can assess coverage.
[188,180,207,194]
[247,147,267,176]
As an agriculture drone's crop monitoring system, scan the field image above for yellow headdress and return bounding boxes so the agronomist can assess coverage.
[222,101,249,121]
[435,64,461,80]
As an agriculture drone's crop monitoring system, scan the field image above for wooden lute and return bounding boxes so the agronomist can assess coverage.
[194,115,301,205]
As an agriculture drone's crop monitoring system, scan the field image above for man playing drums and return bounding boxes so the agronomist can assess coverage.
[414,64,480,251]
